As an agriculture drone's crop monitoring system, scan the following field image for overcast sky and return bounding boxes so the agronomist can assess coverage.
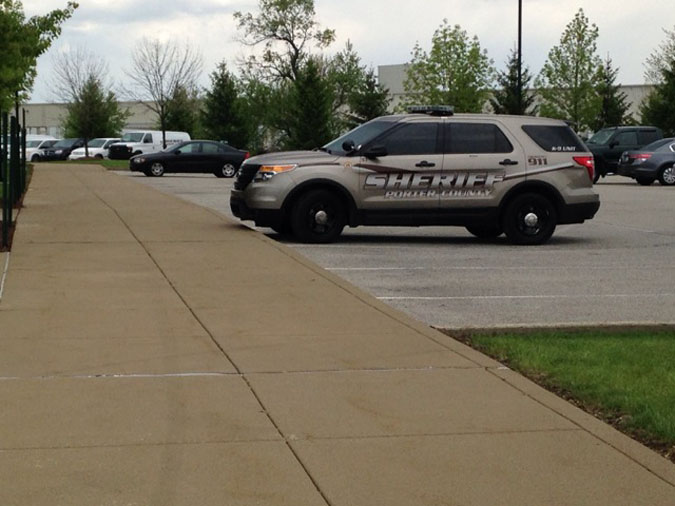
[23,0,675,103]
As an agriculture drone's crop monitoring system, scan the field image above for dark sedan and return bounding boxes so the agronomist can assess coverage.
[616,138,675,186]
[130,140,249,177]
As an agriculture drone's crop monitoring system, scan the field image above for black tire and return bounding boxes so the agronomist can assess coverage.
[636,177,655,186]
[290,189,345,243]
[658,164,675,186]
[593,170,601,184]
[215,163,237,178]
[270,222,292,236]
[31,154,40,162]
[149,162,165,177]
[466,224,503,239]
[95,154,103,159]
[502,193,557,245]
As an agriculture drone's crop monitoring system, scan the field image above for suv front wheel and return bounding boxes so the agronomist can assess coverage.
[290,189,345,243]
[502,193,557,245]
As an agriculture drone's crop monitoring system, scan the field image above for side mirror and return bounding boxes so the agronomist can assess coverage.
[363,145,387,159]
[342,140,356,154]
[174,150,181,155]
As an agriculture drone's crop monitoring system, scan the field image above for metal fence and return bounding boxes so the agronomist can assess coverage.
[1,110,28,250]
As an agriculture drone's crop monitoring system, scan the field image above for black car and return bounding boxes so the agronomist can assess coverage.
[129,140,249,177]
[616,138,675,186]
[41,138,85,161]
[586,126,663,182]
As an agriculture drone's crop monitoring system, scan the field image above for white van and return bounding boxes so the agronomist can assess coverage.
[108,130,190,160]
[25,134,58,162]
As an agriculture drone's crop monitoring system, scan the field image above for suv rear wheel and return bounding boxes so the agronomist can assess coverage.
[502,193,557,245]
[290,189,345,243]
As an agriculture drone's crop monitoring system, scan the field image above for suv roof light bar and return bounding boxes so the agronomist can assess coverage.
[406,105,455,116]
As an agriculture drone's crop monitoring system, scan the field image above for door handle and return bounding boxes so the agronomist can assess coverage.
[499,159,518,166]
[415,160,436,167]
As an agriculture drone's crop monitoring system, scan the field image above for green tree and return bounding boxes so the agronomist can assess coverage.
[62,76,128,151]
[536,8,601,131]
[346,68,391,127]
[0,0,77,110]
[201,63,251,149]
[401,20,495,113]
[490,47,537,115]
[644,25,675,84]
[590,57,632,131]
[163,85,202,138]
[284,59,333,150]
[234,0,335,82]
[641,60,675,136]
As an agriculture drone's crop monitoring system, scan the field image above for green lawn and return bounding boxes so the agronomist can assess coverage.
[52,159,129,170]
[460,328,675,460]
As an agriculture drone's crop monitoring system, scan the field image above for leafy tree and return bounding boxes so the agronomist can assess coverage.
[346,68,391,128]
[590,57,632,131]
[52,48,128,154]
[490,47,537,115]
[644,25,675,84]
[284,59,333,150]
[401,20,495,113]
[124,38,202,148]
[641,60,675,136]
[536,8,601,131]
[163,85,202,138]
[234,0,335,82]
[62,76,128,150]
[201,63,251,149]
[0,0,77,110]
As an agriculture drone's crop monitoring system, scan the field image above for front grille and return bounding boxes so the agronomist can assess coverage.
[109,145,132,160]
[234,164,260,190]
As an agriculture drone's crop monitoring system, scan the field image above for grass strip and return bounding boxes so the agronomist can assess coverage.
[452,327,675,462]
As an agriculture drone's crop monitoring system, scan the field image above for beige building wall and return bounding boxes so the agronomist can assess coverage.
[23,101,158,137]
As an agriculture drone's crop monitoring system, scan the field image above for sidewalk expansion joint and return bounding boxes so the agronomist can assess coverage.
[0,251,9,302]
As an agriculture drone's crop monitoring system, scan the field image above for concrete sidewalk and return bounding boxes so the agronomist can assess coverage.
[0,164,673,505]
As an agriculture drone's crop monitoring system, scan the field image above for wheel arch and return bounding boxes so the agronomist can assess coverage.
[499,180,565,220]
[281,179,358,226]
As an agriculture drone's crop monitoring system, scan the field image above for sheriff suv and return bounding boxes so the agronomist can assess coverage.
[230,106,600,245]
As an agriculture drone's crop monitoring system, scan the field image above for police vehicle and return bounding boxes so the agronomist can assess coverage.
[230,106,600,245]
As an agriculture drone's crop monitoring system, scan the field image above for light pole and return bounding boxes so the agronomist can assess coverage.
[517,0,523,114]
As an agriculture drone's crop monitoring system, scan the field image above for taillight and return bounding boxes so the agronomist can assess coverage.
[244,151,250,160]
[630,153,651,163]
[573,156,595,182]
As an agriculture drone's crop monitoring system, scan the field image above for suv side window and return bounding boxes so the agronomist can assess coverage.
[615,131,638,145]
[638,130,659,144]
[378,123,438,155]
[444,123,512,153]
[521,125,585,152]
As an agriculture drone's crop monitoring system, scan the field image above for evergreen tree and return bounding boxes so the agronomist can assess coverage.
[641,60,675,136]
[490,47,536,115]
[346,68,391,127]
[591,57,632,131]
[163,85,202,138]
[284,59,333,150]
[201,63,251,148]
[402,20,495,113]
[536,9,601,131]
[63,76,128,154]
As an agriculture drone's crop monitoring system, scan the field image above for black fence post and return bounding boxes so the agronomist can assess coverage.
[10,116,19,207]
[21,109,26,194]
[1,112,10,249]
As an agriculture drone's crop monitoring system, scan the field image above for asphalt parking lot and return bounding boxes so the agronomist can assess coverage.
[120,172,675,328]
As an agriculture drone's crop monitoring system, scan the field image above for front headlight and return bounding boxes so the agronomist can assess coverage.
[134,157,146,164]
[254,164,296,182]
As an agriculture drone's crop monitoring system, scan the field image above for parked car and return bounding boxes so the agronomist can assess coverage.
[230,106,600,245]
[129,140,249,177]
[68,138,121,160]
[109,130,190,160]
[616,138,675,186]
[41,138,85,161]
[587,126,663,182]
[25,135,57,162]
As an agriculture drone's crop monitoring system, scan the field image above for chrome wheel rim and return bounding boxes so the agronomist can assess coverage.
[222,163,236,177]
[150,163,164,176]
[663,165,675,185]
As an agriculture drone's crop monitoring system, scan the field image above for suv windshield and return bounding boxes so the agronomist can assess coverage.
[121,132,144,142]
[587,128,615,145]
[322,119,395,156]
[53,139,78,149]
[87,138,107,148]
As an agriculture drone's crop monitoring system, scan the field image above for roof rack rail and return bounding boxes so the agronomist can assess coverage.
[406,105,454,116]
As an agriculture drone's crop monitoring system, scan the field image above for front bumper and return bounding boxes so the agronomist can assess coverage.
[616,164,658,179]
[230,190,284,228]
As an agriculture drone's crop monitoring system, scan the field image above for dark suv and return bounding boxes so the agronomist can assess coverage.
[41,138,85,161]
[587,126,663,182]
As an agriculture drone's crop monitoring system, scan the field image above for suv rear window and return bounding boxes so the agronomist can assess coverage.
[444,123,512,153]
[522,125,586,152]
[638,130,660,145]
